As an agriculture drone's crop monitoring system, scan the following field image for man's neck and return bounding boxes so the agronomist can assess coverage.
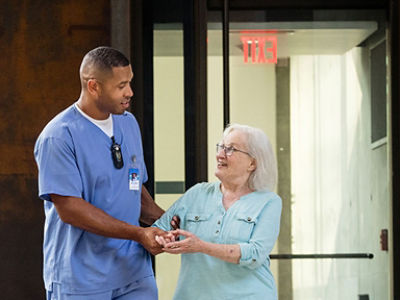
[76,96,110,120]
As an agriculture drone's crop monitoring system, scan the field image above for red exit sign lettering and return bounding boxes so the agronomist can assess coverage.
[240,36,277,64]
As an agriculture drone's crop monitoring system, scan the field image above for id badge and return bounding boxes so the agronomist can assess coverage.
[129,168,140,190]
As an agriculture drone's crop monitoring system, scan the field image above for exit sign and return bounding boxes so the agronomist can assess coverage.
[240,36,277,64]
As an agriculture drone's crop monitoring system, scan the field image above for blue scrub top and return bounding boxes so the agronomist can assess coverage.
[34,105,153,294]
[153,182,282,300]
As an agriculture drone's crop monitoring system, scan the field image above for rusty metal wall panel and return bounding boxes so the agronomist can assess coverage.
[0,0,110,298]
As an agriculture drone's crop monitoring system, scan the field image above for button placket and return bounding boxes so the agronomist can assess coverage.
[215,211,225,237]
[215,194,227,241]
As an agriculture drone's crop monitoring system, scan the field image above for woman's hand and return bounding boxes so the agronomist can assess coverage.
[156,229,204,254]
[155,229,241,264]
[155,231,176,246]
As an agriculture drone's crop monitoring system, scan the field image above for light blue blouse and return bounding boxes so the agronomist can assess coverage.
[153,182,282,300]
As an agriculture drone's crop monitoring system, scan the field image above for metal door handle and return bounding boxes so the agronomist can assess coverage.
[270,253,373,259]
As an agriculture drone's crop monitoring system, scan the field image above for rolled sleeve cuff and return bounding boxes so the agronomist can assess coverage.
[239,243,261,269]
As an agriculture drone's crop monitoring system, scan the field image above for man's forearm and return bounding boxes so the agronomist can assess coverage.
[51,194,145,242]
[51,194,168,255]
[140,186,165,225]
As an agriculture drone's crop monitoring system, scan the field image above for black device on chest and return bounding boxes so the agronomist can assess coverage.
[111,136,124,169]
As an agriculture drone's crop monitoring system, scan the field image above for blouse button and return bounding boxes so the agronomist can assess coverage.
[215,230,220,234]
[217,221,221,225]
[247,217,252,222]
[195,216,199,221]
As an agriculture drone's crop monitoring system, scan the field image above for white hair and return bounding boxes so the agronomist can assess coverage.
[223,123,277,191]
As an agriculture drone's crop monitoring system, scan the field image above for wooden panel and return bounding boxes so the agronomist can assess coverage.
[0,1,110,298]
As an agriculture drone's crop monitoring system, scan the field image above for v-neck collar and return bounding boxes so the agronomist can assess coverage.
[216,182,254,212]
[73,104,122,144]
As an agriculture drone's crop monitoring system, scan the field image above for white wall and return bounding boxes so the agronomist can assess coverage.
[207,55,277,181]
[207,55,224,181]
[290,48,390,300]
[154,56,184,300]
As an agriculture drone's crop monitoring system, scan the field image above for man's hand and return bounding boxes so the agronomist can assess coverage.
[138,227,169,255]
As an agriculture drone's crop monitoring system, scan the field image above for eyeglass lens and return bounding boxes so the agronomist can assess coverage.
[216,144,233,156]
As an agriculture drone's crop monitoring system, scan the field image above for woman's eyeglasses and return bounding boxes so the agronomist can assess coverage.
[216,143,251,157]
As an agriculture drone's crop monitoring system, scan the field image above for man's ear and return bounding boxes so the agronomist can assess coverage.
[87,79,100,95]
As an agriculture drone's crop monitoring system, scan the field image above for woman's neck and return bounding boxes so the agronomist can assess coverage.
[220,182,253,210]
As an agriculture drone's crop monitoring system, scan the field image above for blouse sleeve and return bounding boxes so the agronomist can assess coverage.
[152,183,205,231]
[152,196,183,231]
[238,194,282,269]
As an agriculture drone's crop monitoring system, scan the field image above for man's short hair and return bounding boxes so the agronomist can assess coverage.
[82,46,130,73]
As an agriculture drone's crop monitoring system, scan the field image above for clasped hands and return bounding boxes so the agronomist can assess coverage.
[141,216,202,255]
[155,229,203,254]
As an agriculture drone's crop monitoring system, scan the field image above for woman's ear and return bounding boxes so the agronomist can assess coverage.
[248,158,256,172]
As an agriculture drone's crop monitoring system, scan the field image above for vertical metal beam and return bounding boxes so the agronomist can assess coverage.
[184,0,208,189]
[130,0,144,128]
[130,0,156,272]
[131,0,155,196]
[223,0,230,127]
[111,0,131,57]
[276,58,293,300]
[389,0,400,298]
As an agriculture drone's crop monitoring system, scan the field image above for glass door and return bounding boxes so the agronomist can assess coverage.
[206,8,391,300]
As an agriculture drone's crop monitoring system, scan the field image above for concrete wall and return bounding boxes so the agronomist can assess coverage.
[0,1,110,298]
[290,48,390,300]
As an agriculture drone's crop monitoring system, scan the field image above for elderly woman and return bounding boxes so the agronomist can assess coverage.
[153,123,282,300]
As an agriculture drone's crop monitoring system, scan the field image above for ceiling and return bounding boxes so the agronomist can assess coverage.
[154,21,378,57]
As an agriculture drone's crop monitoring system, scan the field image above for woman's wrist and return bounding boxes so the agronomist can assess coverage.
[198,239,209,254]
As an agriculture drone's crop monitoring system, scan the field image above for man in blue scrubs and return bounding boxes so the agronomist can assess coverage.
[34,47,169,299]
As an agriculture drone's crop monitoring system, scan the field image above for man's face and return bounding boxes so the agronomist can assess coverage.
[96,65,134,115]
